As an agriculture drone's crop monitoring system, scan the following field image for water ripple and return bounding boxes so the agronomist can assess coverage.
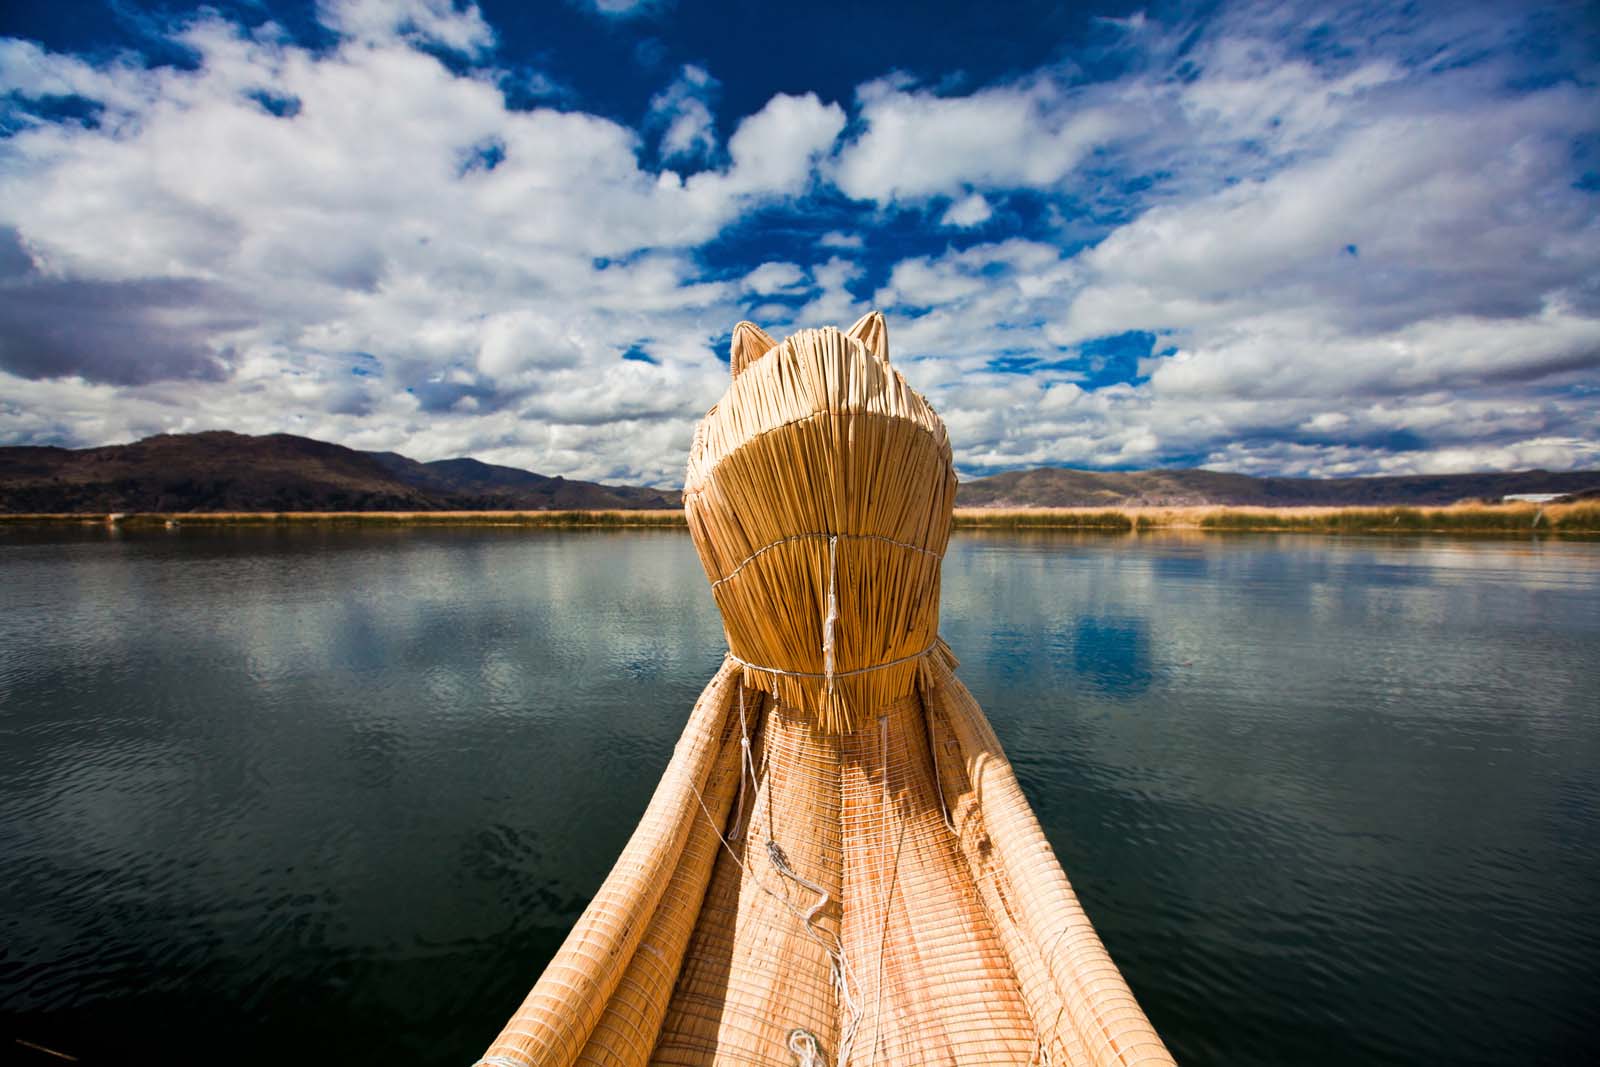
[2,527,1597,1066]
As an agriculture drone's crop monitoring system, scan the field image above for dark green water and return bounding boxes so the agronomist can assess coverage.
[2,526,1597,1066]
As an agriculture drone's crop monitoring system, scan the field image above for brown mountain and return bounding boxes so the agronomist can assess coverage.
[954,466,1600,508]
[5,432,1596,514]
[0,432,680,513]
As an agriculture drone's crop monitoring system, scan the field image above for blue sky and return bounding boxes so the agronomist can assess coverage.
[1,0,1597,485]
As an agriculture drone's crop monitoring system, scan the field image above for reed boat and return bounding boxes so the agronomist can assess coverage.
[477,313,1175,1067]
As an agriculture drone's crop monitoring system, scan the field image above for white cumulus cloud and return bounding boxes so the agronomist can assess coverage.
[0,9,846,484]
[1,0,1596,484]
[940,193,992,228]
[833,75,1125,202]
[650,64,718,163]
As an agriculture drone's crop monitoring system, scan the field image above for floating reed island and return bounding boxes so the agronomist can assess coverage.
[475,314,1174,1066]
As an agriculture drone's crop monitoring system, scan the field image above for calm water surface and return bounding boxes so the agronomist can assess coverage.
[2,526,1597,1065]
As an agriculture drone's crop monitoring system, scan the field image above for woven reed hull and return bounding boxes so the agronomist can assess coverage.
[480,656,1175,1067]
[479,315,1172,1065]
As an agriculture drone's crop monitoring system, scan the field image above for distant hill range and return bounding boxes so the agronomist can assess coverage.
[1,431,1596,513]
[955,466,1600,508]
[0,432,680,512]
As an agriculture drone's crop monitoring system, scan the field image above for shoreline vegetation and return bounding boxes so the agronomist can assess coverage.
[3,501,1597,533]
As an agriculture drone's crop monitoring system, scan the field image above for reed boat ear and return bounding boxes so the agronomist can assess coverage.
[845,310,889,360]
[729,321,777,379]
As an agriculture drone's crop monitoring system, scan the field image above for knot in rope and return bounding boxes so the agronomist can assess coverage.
[766,840,833,932]
[821,534,839,695]
[787,1027,823,1067]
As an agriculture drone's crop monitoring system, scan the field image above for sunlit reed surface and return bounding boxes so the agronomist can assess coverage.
[2,526,1597,1065]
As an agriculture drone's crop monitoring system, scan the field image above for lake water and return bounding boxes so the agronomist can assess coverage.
[2,526,1597,1066]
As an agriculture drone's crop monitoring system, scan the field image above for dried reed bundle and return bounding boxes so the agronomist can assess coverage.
[477,313,1175,1067]
[685,314,957,733]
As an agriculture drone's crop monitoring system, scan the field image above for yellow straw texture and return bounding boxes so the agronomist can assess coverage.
[477,313,1175,1067]
[927,655,1176,1066]
[685,322,957,733]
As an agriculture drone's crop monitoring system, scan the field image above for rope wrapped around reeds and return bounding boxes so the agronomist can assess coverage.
[685,312,959,734]
[476,311,1177,1067]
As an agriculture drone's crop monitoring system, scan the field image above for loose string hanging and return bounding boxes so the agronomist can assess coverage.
[686,702,864,1067]
[788,1028,823,1067]
[821,534,838,699]
[865,712,908,1067]
[729,684,752,842]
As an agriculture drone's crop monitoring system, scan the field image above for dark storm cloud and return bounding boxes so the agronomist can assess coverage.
[0,226,34,279]
[0,247,254,386]
[409,375,513,414]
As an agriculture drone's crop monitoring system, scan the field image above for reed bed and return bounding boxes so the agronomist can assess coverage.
[953,500,1600,532]
[7,501,1593,533]
[1195,501,1600,532]
[0,509,688,527]
[954,508,1138,530]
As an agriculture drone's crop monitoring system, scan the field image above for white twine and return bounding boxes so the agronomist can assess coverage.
[726,640,938,682]
[767,835,862,1063]
[788,1027,823,1067]
[709,531,941,592]
[864,713,907,1067]
[821,534,839,696]
[729,685,752,842]
[687,717,863,1067]
[767,839,831,931]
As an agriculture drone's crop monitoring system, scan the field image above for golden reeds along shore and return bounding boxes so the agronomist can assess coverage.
[3,500,1597,532]
[475,313,1175,1067]
[0,509,688,527]
[951,500,1600,532]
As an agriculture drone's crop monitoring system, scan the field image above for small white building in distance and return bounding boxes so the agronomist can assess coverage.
[1503,493,1565,504]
